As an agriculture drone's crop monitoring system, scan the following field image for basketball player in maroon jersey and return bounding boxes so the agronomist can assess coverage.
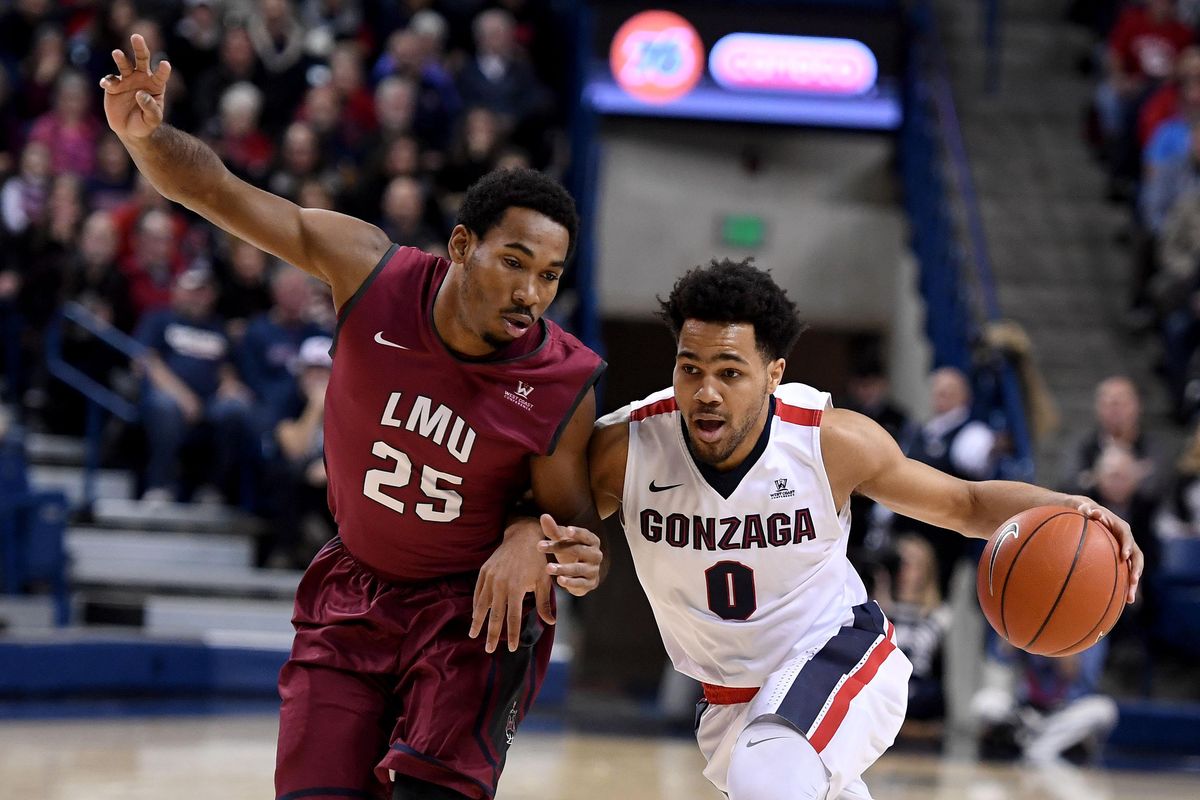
[101,35,605,800]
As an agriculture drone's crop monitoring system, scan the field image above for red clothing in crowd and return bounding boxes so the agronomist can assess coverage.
[1110,5,1194,79]
[1139,82,1180,145]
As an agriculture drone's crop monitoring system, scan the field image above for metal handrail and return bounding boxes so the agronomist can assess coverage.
[43,302,147,507]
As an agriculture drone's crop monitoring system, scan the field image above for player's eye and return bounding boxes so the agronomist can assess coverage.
[541,272,560,282]
[504,257,521,269]
[680,364,700,375]
[722,369,741,379]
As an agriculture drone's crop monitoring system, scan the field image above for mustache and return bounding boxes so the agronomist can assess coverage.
[501,306,534,321]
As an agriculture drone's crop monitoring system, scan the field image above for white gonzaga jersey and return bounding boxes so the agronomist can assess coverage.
[620,383,868,687]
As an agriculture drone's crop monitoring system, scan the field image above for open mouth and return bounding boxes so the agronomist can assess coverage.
[501,314,533,337]
[692,417,726,443]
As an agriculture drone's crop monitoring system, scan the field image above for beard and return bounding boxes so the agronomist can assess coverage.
[689,403,764,467]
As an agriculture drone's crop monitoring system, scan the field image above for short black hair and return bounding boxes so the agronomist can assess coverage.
[657,258,806,360]
[456,168,580,259]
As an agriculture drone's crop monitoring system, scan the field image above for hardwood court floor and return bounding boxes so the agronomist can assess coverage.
[0,714,1196,799]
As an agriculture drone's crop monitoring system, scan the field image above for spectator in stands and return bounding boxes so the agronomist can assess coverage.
[1158,422,1200,536]
[0,139,51,238]
[192,25,263,128]
[28,70,101,177]
[373,27,460,150]
[19,24,65,121]
[169,0,223,88]
[1096,0,1193,193]
[1139,45,1200,159]
[1156,189,1200,416]
[121,208,187,318]
[136,267,252,504]
[246,0,309,123]
[209,82,274,184]
[299,0,363,54]
[237,268,328,434]
[216,237,275,338]
[456,9,549,130]
[261,334,335,568]
[379,175,441,250]
[328,41,376,148]
[1140,120,1200,233]
[972,640,1118,766]
[85,132,136,211]
[898,367,996,593]
[268,122,325,201]
[439,106,504,201]
[0,68,21,176]
[1064,376,1164,495]
[875,535,950,721]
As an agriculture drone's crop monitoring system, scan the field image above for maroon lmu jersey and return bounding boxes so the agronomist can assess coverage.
[324,245,605,581]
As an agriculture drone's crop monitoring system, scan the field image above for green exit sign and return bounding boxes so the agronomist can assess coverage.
[720,214,766,248]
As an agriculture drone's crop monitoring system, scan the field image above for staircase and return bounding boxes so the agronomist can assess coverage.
[933,0,1178,480]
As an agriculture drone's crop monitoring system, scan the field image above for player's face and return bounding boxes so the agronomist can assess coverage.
[673,320,785,471]
[450,207,568,350]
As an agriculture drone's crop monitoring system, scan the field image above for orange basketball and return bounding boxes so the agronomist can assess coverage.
[976,506,1129,657]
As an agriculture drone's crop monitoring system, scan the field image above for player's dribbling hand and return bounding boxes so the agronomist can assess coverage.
[536,514,603,597]
[1070,496,1143,604]
[470,518,557,654]
[99,34,172,141]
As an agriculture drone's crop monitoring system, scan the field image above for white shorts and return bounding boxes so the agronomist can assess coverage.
[695,602,911,799]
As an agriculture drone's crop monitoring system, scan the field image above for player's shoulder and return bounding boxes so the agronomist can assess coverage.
[773,382,831,426]
[621,387,678,423]
[539,317,605,366]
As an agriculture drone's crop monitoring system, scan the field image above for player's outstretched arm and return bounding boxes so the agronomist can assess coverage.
[822,408,1143,602]
[99,34,390,309]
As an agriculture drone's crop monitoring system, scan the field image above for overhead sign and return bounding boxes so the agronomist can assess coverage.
[709,33,878,96]
[586,2,904,130]
[609,10,705,104]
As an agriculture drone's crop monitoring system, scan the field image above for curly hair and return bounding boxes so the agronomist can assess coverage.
[456,168,579,259]
[657,258,806,360]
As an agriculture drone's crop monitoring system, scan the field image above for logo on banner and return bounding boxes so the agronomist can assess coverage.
[610,10,704,104]
[709,33,878,96]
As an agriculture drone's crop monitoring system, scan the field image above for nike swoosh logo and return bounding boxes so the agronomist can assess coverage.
[746,737,785,748]
[649,481,683,493]
[987,522,1020,596]
[374,331,411,350]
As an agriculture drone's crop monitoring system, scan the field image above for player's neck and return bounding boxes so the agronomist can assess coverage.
[432,263,495,357]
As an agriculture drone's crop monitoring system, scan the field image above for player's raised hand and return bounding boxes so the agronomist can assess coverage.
[99,34,172,141]
[470,518,556,654]
[537,513,603,597]
[1071,496,1143,604]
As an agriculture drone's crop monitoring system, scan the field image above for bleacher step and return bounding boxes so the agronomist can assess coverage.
[143,596,295,639]
[28,465,134,504]
[24,433,87,467]
[91,497,264,535]
[69,561,300,598]
[66,528,254,570]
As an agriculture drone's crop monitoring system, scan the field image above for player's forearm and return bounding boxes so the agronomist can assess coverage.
[120,124,232,213]
[961,481,1079,539]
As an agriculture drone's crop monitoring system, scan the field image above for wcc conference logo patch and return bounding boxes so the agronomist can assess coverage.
[770,478,795,500]
[504,380,535,411]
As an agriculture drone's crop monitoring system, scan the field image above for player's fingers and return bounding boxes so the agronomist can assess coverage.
[534,574,555,626]
[131,33,151,73]
[99,75,120,91]
[112,48,133,76]
[556,576,596,596]
[1128,547,1144,605]
[485,587,506,654]
[539,513,567,540]
[548,562,596,579]
[506,589,523,652]
[469,572,491,640]
[153,59,172,86]
[136,90,163,125]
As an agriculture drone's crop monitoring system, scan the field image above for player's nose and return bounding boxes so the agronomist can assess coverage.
[694,379,722,405]
[511,275,540,308]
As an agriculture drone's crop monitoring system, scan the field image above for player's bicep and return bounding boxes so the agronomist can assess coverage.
[530,389,599,528]
[202,174,390,308]
[588,418,629,520]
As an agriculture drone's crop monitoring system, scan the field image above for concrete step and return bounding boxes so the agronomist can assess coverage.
[91,497,264,536]
[142,596,295,640]
[28,465,134,505]
[24,433,86,467]
[0,597,58,632]
[66,528,254,571]
[70,561,300,598]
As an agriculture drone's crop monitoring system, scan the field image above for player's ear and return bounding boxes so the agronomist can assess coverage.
[448,224,473,265]
[767,358,785,393]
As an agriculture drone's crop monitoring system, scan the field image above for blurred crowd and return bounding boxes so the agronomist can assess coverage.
[1073,0,1200,425]
[0,0,574,566]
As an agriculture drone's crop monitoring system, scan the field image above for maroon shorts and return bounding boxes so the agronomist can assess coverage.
[275,537,554,800]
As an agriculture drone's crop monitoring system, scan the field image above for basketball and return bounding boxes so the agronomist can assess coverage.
[976,507,1129,657]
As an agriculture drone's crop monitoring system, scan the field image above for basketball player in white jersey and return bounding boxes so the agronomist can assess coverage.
[586,260,1143,800]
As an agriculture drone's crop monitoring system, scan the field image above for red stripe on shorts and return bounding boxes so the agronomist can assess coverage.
[808,621,897,753]
[702,683,759,705]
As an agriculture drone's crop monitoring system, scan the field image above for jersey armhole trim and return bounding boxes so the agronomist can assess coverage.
[630,396,678,422]
[329,242,400,356]
[546,359,608,455]
[776,400,822,427]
